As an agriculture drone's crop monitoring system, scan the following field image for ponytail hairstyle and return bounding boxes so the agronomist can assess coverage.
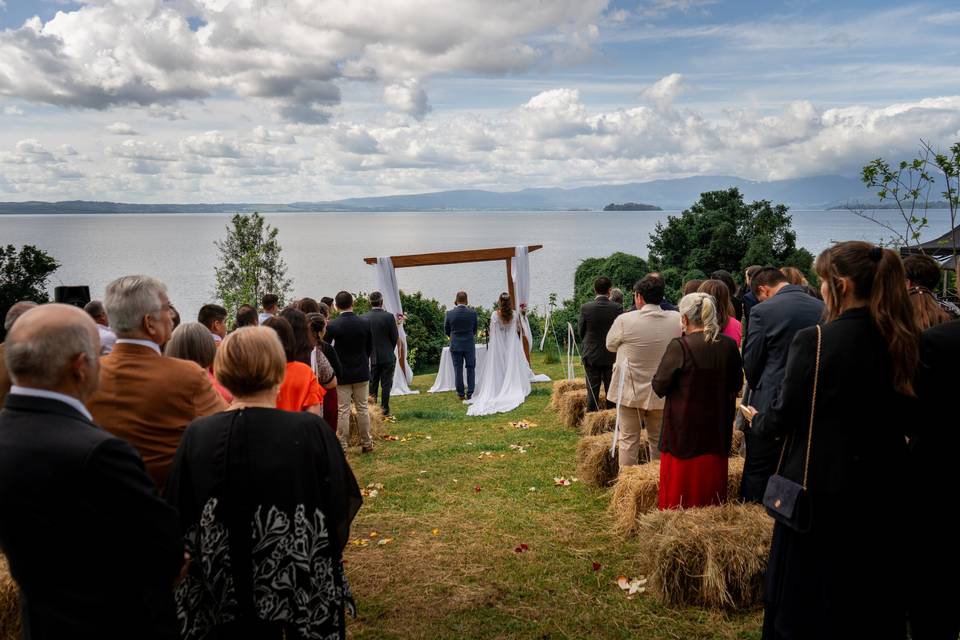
[497,292,514,323]
[908,286,951,330]
[678,292,721,343]
[814,241,919,395]
[697,279,733,330]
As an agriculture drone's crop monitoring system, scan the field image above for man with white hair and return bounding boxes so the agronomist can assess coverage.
[86,275,226,488]
[0,304,183,638]
[0,300,39,405]
[84,299,117,354]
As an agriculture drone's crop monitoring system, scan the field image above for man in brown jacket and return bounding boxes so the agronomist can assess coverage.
[87,275,225,489]
[606,274,681,466]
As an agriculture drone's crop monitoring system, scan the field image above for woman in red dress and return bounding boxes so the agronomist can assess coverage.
[652,292,743,509]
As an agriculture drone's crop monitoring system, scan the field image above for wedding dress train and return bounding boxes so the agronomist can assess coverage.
[466,312,532,416]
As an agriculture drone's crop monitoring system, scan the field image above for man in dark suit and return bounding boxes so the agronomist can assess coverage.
[578,276,623,412]
[0,304,184,639]
[326,291,374,452]
[444,291,479,400]
[740,267,824,502]
[364,291,399,416]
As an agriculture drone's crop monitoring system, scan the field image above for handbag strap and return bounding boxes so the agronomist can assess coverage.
[774,324,822,488]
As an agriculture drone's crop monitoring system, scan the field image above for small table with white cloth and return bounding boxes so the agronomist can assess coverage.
[428,344,488,394]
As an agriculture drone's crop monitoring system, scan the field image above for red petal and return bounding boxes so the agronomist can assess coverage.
[520,543,529,550]
[474,486,481,492]
[514,547,523,553]
[592,562,601,572]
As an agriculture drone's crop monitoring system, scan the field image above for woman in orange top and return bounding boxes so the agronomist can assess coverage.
[263,316,324,414]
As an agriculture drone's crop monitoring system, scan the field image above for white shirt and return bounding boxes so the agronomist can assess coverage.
[97,324,117,355]
[8,385,93,421]
[115,338,162,355]
[258,312,273,324]
[211,332,222,344]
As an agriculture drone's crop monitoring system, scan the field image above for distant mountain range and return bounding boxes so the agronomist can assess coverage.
[0,174,886,214]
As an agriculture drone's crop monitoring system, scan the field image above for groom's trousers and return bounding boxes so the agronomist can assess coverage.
[451,348,476,398]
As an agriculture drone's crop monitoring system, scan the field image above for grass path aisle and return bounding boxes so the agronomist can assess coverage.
[343,355,763,639]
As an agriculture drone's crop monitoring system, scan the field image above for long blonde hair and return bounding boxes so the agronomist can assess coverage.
[678,292,721,342]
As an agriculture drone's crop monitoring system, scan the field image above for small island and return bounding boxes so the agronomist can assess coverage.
[602,202,662,211]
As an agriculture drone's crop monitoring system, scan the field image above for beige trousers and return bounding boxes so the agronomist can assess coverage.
[337,382,371,448]
[617,405,663,467]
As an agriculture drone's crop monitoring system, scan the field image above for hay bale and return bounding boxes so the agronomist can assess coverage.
[580,408,617,436]
[348,403,385,447]
[0,555,20,640]
[610,456,745,536]
[557,389,604,429]
[549,379,586,410]
[730,429,745,457]
[576,433,619,487]
[636,503,773,609]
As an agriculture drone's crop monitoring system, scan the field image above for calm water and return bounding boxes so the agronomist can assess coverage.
[1,209,953,321]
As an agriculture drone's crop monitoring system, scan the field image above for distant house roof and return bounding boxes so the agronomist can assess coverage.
[901,226,960,261]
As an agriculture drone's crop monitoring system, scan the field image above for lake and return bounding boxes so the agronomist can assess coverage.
[1,209,954,321]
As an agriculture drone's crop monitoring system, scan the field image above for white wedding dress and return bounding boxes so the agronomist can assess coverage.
[467,312,532,416]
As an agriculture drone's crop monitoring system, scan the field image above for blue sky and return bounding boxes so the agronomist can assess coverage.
[1,0,958,201]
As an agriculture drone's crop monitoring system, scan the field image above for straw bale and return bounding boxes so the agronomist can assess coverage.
[557,389,604,429]
[576,433,619,487]
[0,555,20,640]
[349,403,385,447]
[580,409,617,436]
[549,379,586,410]
[730,429,745,457]
[635,503,773,609]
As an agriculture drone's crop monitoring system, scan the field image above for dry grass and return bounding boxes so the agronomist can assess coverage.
[556,389,605,429]
[0,555,20,640]
[549,378,586,410]
[580,408,617,436]
[349,403,386,447]
[730,429,744,457]
[636,503,773,609]
[576,432,619,487]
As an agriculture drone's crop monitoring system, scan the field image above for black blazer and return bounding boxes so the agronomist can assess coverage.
[578,296,622,368]
[364,308,399,366]
[912,319,960,471]
[0,394,183,640]
[326,311,373,385]
[742,285,824,413]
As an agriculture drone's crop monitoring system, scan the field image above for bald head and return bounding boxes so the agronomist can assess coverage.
[4,301,39,332]
[5,304,101,399]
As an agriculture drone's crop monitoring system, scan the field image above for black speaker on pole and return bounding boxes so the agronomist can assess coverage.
[54,286,91,309]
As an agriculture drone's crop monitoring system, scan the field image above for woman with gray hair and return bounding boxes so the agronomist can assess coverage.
[652,292,743,509]
[164,322,234,403]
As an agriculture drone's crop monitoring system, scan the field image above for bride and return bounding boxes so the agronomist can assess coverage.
[467,293,532,416]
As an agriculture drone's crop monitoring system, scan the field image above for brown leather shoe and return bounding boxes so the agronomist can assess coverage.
[361,445,374,454]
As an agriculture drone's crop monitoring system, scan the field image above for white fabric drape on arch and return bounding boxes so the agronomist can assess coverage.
[374,257,418,396]
[512,245,551,384]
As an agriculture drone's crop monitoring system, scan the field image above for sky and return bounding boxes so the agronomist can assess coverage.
[0,0,958,202]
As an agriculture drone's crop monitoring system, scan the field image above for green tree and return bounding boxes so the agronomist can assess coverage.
[399,291,447,373]
[1,244,60,340]
[647,188,814,300]
[573,252,649,306]
[214,212,292,319]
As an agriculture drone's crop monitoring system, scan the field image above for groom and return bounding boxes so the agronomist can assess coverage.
[444,291,479,400]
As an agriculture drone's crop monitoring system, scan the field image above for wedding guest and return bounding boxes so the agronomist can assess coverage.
[169,303,181,331]
[296,297,321,314]
[710,269,743,320]
[682,279,704,296]
[308,312,341,429]
[259,293,279,324]
[0,301,38,405]
[326,291,374,451]
[904,254,959,322]
[908,317,960,638]
[651,272,679,312]
[653,293,742,509]
[739,265,762,342]
[279,307,314,366]
[0,304,183,639]
[84,299,117,354]
[578,277,622,412]
[739,267,823,503]
[365,291,400,416]
[165,322,234,403]
[781,266,821,299]
[263,316,324,415]
[610,287,625,308]
[236,304,259,328]
[197,303,227,344]
[698,279,742,347]
[321,296,335,311]
[606,274,681,465]
[318,301,331,318]
[87,275,226,488]
[444,291,479,401]
[165,326,361,640]
[745,242,918,639]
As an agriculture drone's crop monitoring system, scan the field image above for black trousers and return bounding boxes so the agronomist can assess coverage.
[740,431,782,503]
[369,360,396,415]
[583,363,614,412]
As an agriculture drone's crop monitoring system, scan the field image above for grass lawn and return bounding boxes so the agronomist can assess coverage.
[343,353,764,639]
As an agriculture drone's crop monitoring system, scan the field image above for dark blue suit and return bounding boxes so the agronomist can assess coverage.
[741,284,824,502]
[444,304,478,398]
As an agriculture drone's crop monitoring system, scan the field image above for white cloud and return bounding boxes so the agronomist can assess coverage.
[641,73,686,109]
[106,122,140,135]
[3,105,23,116]
[384,79,431,120]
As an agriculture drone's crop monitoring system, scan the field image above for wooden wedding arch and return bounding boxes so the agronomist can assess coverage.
[363,245,543,361]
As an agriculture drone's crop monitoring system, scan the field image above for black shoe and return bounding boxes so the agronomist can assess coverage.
[466,394,473,401]
[458,394,466,401]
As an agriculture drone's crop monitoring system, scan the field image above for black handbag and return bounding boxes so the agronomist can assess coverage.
[762,324,821,533]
